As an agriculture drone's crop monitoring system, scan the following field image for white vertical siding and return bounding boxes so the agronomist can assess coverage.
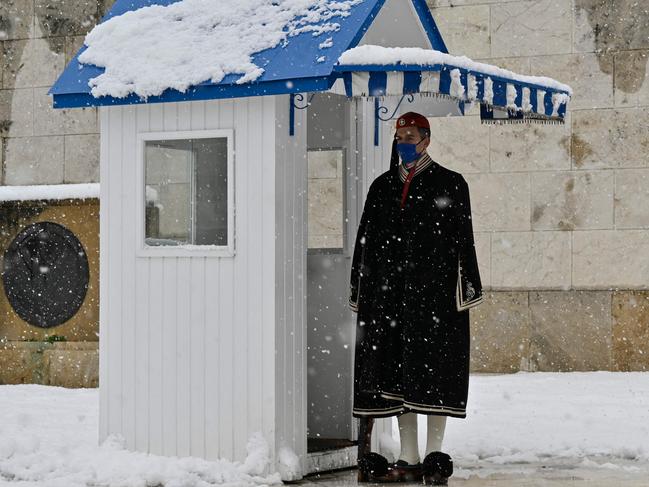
[274,95,308,478]
[99,96,281,469]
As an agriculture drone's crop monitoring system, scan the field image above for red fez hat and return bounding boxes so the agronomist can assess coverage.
[395,111,430,131]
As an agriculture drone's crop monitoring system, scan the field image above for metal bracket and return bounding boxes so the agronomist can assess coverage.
[289,92,316,136]
[374,93,415,146]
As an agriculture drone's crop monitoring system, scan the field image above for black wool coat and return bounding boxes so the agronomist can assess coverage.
[349,142,484,419]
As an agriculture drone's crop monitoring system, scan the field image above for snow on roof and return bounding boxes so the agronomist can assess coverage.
[75,0,363,100]
[337,45,573,96]
[0,183,99,202]
[49,0,452,108]
[47,0,571,119]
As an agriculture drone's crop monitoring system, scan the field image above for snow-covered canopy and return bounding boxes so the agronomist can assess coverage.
[77,0,363,100]
[330,45,572,124]
[337,45,573,95]
[48,0,572,124]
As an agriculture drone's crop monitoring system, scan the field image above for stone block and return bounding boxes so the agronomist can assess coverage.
[571,108,649,170]
[489,111,571,173]
[529,290,612,371]
[308,234,343,249]
[430,5,490,59]
[0,346,41,384]
[492,231,571,289]
[0,87,34,137]
[428,0,519,5]
[614,169,649,229]
[530,53,614,110]
[65,35,86,65]
[474,56,531,76]
[611,291,649,372]
[308,149,340,179]
[464,172,530,231]
[573,230,649,288]
[2,37,64,89]
[613,49,649,108]
[157,182,191,238]
[4,135,64,184]
[34,0,100,38]
[531,170,614,230]
[574,0,649,54]
[0,341,98,387]
[308,178,343,246]
[469,291,530,373]
[64,134,99,183]
[490,0,572,58]
[0,0,34,42]
[428,115,489,173]
[44,346,99,388]
[145,144,191,185]
[475,232,490,289]
[34,86,98,135]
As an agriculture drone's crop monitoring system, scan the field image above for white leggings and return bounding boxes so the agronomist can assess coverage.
[397,412,447,463]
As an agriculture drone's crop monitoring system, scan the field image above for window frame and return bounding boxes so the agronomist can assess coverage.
[135,128,235,258]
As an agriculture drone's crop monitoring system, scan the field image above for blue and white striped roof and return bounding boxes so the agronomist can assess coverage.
[328,46,571,123]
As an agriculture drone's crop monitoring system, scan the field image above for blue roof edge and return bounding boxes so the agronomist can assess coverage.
[51,75,335,109]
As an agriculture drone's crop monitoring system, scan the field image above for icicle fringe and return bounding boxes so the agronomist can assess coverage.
[480,118,565,125]
[351,91,566,124]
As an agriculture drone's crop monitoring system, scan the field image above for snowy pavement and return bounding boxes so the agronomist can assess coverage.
[1,372,648,486]
[300,461,649,487]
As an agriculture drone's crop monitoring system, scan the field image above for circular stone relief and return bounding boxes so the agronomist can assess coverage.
[2,221,89,328]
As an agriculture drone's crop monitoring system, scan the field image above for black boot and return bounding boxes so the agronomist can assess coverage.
[422,451,453,485]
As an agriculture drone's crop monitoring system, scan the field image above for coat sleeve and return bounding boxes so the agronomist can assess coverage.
[455,176,484,311]
[349,183,376,313]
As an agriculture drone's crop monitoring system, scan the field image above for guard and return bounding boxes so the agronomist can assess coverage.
[350,111,484,484]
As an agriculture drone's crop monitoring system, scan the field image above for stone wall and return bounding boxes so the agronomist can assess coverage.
[1,1,647,378]
[0,341,98,387]
[0,0,113,183]
[0,1,112,387]
[427,0,649,372]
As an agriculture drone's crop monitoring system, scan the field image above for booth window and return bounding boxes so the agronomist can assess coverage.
[307,148,344,250]
[141,133,231,254]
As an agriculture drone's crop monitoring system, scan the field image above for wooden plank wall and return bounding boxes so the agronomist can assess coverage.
[273,95,308,476]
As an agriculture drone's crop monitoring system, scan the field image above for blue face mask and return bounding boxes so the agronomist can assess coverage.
[396,138,424,164]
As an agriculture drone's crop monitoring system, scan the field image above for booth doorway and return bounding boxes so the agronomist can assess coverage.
[306,92,359,460]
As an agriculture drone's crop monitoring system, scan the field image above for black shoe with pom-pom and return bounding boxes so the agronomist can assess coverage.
[422,451,453,485]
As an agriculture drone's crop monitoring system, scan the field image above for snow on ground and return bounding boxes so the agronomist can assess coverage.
[78,0,362,100]
[0,385,281,487]
[1,372,648,485]
[384,371,649,480]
